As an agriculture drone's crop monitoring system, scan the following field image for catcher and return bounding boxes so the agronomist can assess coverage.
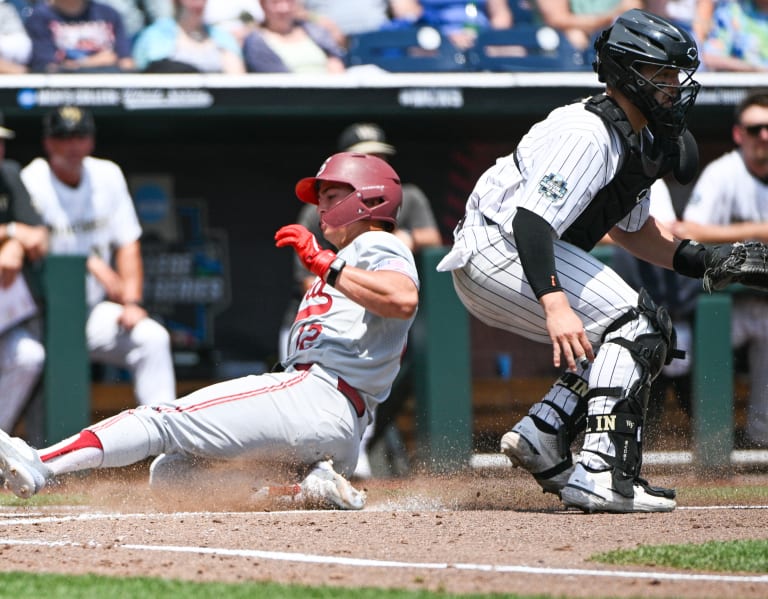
[438,8,768,514]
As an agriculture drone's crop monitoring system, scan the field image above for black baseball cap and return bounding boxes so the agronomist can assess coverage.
[0,110,15,140]
[337,123,395,156]
[43,105,96,138]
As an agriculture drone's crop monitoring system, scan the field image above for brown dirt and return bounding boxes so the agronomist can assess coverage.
[0,464,766,598]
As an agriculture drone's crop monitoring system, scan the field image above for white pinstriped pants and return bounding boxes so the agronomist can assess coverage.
[445,210,657,467]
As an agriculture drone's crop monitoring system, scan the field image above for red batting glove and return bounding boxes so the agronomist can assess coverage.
[275,224,337,278]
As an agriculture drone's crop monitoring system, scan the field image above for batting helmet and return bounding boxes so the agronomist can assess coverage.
[43,105,96,138]
[593,9,700,138]
[295,152,402,229]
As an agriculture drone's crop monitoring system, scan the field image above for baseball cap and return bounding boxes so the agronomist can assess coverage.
[0,110,15,140]
[43,105,96,138]
[337,123,395,156]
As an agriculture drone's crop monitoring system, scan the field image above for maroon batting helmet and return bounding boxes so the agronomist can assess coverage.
[295,152,402,228]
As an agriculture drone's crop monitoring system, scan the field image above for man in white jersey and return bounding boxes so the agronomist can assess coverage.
[0,152,419,510]
[0,110,48,436]
[438,9,711,513]
[21,105,176,407]
[670,90,768,448]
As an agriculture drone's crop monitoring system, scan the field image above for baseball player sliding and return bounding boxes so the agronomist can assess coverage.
[0,152,419,510]
[439,8,768,513]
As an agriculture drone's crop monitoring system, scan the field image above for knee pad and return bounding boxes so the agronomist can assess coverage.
[602,288,679,382]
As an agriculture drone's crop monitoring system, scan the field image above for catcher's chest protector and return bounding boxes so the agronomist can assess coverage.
[561,95,672,251]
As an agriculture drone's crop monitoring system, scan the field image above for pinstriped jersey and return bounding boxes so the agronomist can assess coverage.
[284,230,419,406]
[470,100,651,239]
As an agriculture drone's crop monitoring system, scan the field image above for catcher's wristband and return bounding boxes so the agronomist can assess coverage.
[325,257,346,287]
[672,239,707,279]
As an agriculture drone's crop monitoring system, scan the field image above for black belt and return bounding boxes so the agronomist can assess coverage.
[294,363,366,418]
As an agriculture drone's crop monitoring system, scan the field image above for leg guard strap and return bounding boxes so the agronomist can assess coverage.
[539,372,589,458]
[586,404,643,498]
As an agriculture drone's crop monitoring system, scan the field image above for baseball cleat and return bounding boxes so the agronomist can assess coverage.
[561,463,676,513]
[0,429,51,499]
[299,459,366,510]
[500,416,574,495]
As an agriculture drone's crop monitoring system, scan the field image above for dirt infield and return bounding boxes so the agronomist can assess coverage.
[0,465,766,598]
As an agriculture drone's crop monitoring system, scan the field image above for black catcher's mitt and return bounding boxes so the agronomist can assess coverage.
[703,241,768,292]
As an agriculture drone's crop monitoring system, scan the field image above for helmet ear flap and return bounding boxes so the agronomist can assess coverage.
[592,28,611,80]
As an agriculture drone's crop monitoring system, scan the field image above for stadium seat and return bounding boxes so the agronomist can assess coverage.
[467,25,592,72]
[345,26,469,72]
[510,0,536,24]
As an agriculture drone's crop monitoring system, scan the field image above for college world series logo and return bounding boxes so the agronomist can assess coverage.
[538,173,568,202]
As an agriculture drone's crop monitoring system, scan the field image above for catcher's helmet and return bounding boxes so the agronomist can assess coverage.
[593,9,700,138]
[43,105,96,138]
[295,152,402,229]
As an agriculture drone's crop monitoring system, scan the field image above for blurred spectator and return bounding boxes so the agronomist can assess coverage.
[644,0,715,49]
[98,0,174,41]
[21,105,177,409]
[204,0,264,46]
[24,0,135,73]
[4,0,34,20]
[0,110,48,435]
[533,0,642,51]
[669,89,768,447]
[406,0,514,50]
[243,0,345,73]
[0,1,32,73]
[133,0,245,73]
[299,0,421,47]
[701,0,768,72]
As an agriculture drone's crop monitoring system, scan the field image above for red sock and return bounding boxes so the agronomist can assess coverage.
[39,430,103,463]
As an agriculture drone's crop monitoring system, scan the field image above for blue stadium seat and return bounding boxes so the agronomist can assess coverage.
[510,0,537,24]
[345,27,469,73]
[467,25,592,72]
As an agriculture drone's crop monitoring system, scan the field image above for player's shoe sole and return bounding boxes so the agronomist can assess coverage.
[0,429,50,499]
[299,459,366,510]
[500,416,573,495]
[561,464,676,513]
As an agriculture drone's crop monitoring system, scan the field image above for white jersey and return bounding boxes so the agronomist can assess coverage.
[21,156,142,308]
[472,101,650,238]
[684,149,768,225]
[683,149,768,444]
[284,230,418,407]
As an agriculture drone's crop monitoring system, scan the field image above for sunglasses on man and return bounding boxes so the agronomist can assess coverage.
[742,123,768,136]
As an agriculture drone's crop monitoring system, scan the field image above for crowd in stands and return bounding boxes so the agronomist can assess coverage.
[1,0,768,74]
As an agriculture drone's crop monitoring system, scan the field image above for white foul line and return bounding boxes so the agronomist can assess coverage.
[0,537,767,585]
